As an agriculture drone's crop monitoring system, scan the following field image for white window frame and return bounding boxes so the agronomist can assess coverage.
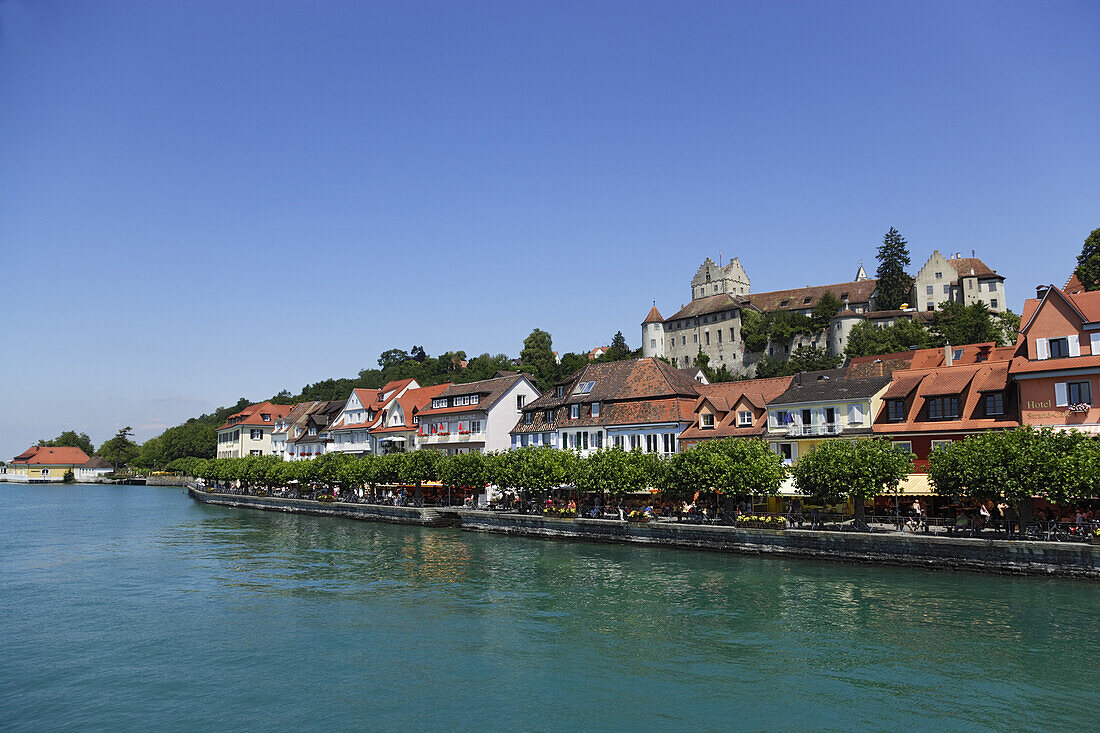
[701,413,715,428]
[737,410,753,427]
[570,404,580,419]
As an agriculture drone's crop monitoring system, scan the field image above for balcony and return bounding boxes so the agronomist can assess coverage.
[420,432,484,444]
[786,423,845,437]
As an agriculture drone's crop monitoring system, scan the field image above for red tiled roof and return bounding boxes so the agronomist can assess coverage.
[664,294,744,321]
[419,373,531,417]
[746,278,878,312]
[947,257,1001,280]
[513,397,697,433]
[12,446,90,465]
[883,372,924,399]
[643,306,664,324]
[874,362,1018,435]
[217,401,292,431]
[1010,354,1100,375]
[1065,273,1085,294]
[371,383,452,432]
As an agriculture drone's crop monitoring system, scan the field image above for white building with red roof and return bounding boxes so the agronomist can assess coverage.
[4,446,92,482]
[327,379,420,455]
[216,400,293,458]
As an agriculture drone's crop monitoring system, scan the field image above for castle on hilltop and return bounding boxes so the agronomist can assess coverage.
[642,252,1006,376]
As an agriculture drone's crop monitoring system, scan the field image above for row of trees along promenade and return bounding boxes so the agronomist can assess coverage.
[174,427,1100,532]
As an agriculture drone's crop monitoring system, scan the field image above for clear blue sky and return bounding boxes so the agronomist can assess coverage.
[1,0,1097,458]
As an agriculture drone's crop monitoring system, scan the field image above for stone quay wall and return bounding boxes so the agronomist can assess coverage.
[188,486,449,526]
[187,488,1100,578]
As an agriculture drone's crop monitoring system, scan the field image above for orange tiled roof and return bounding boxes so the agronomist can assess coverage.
[874,361,1017,435]
[1010,354,1100,375]
[12,446,91,465]
[947,257,1001,280]
[643,305,664,324]
[217,401,292,431]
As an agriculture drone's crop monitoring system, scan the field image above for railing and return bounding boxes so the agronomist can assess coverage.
[785,423,844,437]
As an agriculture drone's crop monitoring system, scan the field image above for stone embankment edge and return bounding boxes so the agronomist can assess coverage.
[187,488,1100,579]
[188,486,449,526]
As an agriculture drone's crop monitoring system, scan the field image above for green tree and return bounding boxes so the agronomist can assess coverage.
[438,451,488,504]
[753,353,790,378]
[693,349,716,382]
[789,345,842,372]
[400,449,442,501]
[576,448,655,499]
[874,227,914,311]
[603,331,632,361]
[378,348,411,370]
[98,427,138,470]
[38,430,95,456]
[793,438,913,529]
[159,421,216,461]
[844,318,932,359]
[1073,227,1100,291]
[519,328,559,391]
[812,292,844,330]
[993,310,1021,347]
[930,301,1000,346]
[740,309,768,353]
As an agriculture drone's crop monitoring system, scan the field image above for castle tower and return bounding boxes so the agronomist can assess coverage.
[641,304,665,358]
[690,257,750,301]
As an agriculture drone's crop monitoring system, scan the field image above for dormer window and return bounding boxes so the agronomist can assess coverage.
[780,300,789,307]
[1048,338,1069,358]
[803,297,811,304]
[570,404,580,419]
[524,412,533,425]
[952,349,963,361]
[985,392,1004,417]
[261,413,271,422]
[432,398,448,409]
[738,410,753,426]
[701,414,715,429]
[887,399,906,422]
[546,410,555,423]
[928,396,959,420]
[591,402,600,417]
[573,381,595,394]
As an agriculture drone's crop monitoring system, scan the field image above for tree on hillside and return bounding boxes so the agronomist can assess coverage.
[930,301,1001,346]
[844,318,931,359]
[812,292,844,330]
[456,353,514,383]
[378,348,411,370]
[38,430,95,456]
[1074,227,1100,291]
[558,352,589,379]
[740,309,769,353]
[99,426,138,470]
[753,353,789,378]
[410,345,427,362]
[693,349,715,382]
[789,345,842,373]
[520,328,559,391]
[603,331,632,361]
[874,227,913,311]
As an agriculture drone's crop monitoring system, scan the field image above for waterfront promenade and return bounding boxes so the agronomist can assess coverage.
[187,485,1100,578]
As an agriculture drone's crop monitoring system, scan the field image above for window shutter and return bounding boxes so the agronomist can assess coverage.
[1035,338,1049,360]
[1068,335,1081,357]
[1092,332,1100,356]
[1054,382,1068,407]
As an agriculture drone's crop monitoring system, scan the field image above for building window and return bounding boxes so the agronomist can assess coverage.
[931,440,953,451]
[738,410,753,426]
[935,271,942,279]
[250,429,263,440]
[1068,381,1092,405]
[848,403,864,424]
[928,396,960,420]
[894,441,913,456]
[524,412,532,425]
[546,410,555,423]
[1049,338,1069,358]
[693,334,698,343]
[432,398,447,409]
[926,285,934,295]
[650,339,656,349]
[614,434,624,449]
[250,449,262,456]
[645,434,657,453]
[592,402,600,417]
[520,434,529,447]
[663,433,673,453]
[717,330,722,344]
[556,386,565,398]
[887,399,906,421]
[517,394,525,409]
[990,299,998,309]
[630,434,641,450]
[261,413,271,421]
[705,331,710,346]
[582,432,589,450]
[943,284,951,294]
[571,404,580,419]
[701,413,715,429]
[681,336,686,346]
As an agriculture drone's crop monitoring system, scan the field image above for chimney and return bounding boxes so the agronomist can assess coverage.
[944,343,953,367]
[956,252,962,259]
[1036,284,1050,299]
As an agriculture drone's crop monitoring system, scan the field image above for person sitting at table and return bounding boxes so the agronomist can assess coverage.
[954,512,970,533]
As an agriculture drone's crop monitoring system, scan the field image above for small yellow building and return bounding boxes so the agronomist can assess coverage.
[5,446,92,482]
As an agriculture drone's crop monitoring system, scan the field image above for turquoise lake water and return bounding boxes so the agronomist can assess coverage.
[1,484,1098,731]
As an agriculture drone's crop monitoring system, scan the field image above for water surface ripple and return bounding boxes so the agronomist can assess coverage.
[1,484,1097,731]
